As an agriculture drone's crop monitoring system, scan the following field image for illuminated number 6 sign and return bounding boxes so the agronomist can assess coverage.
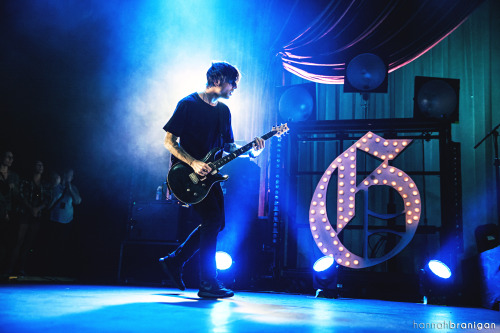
[309,132,421,269]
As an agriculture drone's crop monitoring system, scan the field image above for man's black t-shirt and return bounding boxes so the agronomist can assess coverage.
[163,92,234,165]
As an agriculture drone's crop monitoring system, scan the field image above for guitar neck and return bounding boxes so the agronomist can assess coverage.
[212,129,276,169]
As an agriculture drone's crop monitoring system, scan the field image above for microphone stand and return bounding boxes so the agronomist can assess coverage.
[474,123,500,226]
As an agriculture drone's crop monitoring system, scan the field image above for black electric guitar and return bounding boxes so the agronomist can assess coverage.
[167,124,289,205]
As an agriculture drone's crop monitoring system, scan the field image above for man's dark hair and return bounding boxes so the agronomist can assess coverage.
[206,62,240,88]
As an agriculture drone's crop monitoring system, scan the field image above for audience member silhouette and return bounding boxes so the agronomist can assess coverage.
[0,150,19,275]
[46,168,82,276]
[49,169,82,224]
[8,160,47,275]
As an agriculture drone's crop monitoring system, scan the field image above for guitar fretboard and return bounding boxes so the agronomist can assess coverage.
[212,130,277,169]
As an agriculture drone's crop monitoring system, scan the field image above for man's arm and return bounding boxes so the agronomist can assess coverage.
[48,187,63,210]
[68,184,82,205]
[164,132,212,176]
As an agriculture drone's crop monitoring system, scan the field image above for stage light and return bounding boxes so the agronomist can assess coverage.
[419,259,455,304]
[216,251,233,271]
[313,256,334,272]
[313,256,340,298]
[427,260,452,279]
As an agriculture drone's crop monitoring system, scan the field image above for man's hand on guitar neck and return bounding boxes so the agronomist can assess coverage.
[253,137,265,151]
[190,160,212,177]
[249,137,265,158]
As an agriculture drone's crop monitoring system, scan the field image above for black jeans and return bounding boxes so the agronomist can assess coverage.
[173,184,225,281]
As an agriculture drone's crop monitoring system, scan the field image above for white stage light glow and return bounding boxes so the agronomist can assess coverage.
[428,260,452,279]
[216,251,233,270]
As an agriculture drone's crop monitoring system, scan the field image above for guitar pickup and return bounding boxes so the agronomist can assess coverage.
[189,173,199,184]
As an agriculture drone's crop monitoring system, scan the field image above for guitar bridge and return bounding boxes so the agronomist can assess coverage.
[189,173,199,184]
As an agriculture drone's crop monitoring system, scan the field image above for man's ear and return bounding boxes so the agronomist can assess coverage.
[214,80,221,87]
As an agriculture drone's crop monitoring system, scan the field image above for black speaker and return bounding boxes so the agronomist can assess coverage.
[129,200,181,242]
[413,76,460,122]
[475,223,500,253]
[343,53,388,95]
[276,82,316,122]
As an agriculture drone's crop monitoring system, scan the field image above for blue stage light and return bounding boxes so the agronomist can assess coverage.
[313,256,334,272]
[419,259,455,304]
[216,251,233,270]
[427,260,452,279]
[313,256,340,298]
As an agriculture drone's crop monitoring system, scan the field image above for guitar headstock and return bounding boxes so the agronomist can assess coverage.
[272,123,289,137]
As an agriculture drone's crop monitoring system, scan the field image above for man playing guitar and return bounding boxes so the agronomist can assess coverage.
[159,61,265,298]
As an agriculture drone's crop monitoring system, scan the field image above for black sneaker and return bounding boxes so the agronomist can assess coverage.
[159,255,186,291]
[198,279,234,298]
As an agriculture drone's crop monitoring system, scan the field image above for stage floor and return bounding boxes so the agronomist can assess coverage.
[0,283,498,332]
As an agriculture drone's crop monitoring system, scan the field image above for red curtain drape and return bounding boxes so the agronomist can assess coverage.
[278,0,485,84]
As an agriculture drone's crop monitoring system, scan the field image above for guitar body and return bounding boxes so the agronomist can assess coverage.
[166,124,289,205]
[167,148,229,205]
